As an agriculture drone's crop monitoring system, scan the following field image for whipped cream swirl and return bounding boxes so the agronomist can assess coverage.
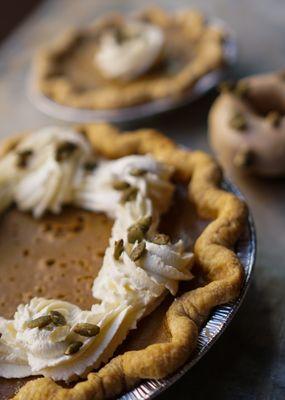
[95,20,164,80]
[0,126,194,381]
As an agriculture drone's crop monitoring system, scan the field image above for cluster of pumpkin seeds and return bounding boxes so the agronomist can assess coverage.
[26,310,100,356]
[26,310,67,330]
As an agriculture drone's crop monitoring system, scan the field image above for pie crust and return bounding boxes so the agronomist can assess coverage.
[35,7,226,110]
[0,123,248,399]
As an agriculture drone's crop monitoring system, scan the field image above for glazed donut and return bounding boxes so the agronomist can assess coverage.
[209,71,285,176]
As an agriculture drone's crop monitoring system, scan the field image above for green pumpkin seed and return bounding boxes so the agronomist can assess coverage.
[83,161,97,172]
[112,180,130,191]
[73,323,100,337]
[138,215,152,234]
[16,149,33,169]
[49,311,66,326]
[129,167,146,177]
[113,239,124,260]
[233,149,254,168]
[64,341,83,355]
[151,233,170,245]
[130,241,146,262]
[219,81,235,93]
[234,81,249,98]
[26,315,52,329]
[120,186,138,203]
[266,111,281,127]
[229,113,247,131]
[55,141,78,162]
[127,224,144,243]
[127,215,152,244]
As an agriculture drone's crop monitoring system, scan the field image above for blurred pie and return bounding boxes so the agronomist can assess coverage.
[35,7,226,110]
[0,124,246,399]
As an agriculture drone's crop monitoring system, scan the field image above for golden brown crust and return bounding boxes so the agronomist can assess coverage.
[209,71,285,176]
[35,7,226,110]
[11,123,247,400]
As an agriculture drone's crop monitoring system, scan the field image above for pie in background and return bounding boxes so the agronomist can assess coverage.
[35,7,227,110]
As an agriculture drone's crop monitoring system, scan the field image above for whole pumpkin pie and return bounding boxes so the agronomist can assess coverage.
[0,124,246,399]
[35,7,227,110]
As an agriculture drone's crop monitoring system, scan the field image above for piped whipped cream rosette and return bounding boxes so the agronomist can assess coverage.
[0,126,92,217]
[95,20,164,80]
[0,126,194,382]
[74,154,174,219]
[0,298,139,381]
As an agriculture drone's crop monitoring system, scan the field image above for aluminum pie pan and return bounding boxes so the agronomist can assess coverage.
[119,179,256,400]
[27,18,237,123]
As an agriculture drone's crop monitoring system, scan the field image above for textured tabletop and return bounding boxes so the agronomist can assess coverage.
[0,0,284,399]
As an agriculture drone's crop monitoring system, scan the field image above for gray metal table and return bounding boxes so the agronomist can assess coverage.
[0,1,284,399]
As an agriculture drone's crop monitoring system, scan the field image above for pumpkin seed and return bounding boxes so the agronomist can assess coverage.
[73,323,100,337]
[219,81,235,93]
[127,224,144,243]
[130,241,146,262]
[83,161,97,172]
[151,233,170,245]
[113,239,124,260]
[127,216,152,243]
[266,111,281,127]
[234,81,249,98]
[138,215,152,234]
[120,187,138,203]
[64,341,83,355]
[229,113,247,131]
[233,149,254,168]
[43,325,54,331]
[112,180,130,191]
[55,141,78,162]
[16,149,33,169]
[26,315,52,329]
[129,167,146,177]
[50,311,66,326]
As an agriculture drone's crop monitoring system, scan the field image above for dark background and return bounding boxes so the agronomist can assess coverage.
[0,0,41,41]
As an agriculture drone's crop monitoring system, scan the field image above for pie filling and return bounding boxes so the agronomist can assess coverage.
[0,127,194,382]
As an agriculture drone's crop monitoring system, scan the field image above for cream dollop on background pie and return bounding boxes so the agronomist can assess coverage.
[35,7,226,110]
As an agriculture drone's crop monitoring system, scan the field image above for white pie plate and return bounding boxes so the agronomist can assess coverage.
[27,18,237,123]
[119,179,256,399]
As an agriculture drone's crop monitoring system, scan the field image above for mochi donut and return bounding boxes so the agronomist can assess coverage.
[209,71,285,177]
